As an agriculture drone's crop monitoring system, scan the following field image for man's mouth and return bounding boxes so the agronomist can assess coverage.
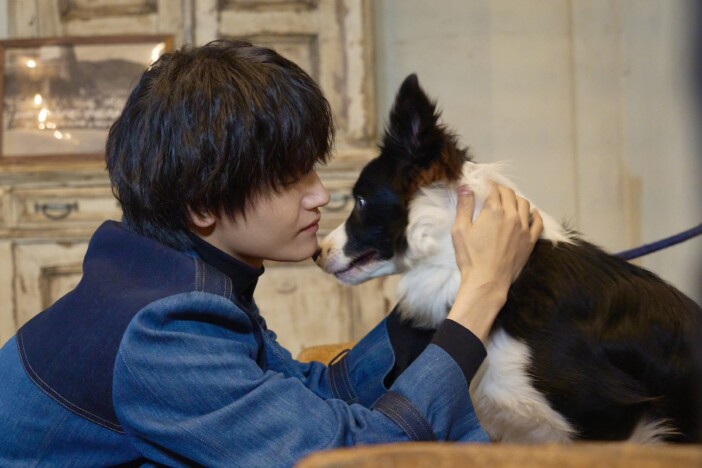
[300,218,321,233]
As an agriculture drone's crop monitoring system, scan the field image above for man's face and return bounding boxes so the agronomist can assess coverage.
[203,171,330,267]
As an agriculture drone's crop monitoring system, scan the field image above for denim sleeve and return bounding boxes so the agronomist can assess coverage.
[260,308,425,406]
[342,310,486,397]
[113,292,487,467]
[226,304,423,405]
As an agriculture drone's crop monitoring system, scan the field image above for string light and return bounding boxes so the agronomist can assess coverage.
[37,108,49,123]
[150,42,165,64]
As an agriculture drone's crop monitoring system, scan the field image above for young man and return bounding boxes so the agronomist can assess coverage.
[0,40,542,466]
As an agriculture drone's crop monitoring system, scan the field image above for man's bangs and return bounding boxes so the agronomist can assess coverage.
[274,135,332,187]
[268,97,334,190]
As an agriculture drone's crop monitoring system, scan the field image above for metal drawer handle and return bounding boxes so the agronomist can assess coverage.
[326,192,351,212]
[35,202,79,220]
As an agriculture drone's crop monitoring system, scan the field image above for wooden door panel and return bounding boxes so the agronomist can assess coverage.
[13,241,88,328]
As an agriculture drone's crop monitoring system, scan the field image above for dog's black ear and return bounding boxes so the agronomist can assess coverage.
[383,74,445,168]
[389,74,439,135]
[380,74,469,185]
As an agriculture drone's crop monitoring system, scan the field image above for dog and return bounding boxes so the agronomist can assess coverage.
[315,74,702,443]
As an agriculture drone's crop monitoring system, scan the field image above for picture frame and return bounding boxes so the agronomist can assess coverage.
[0,35,173,164]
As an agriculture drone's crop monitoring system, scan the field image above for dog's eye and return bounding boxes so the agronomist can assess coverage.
[355,196,367,209]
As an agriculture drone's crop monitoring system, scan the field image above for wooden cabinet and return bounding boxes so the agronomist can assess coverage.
[0,0,385,354]
[12,240,88,329]
[0,168,109,345]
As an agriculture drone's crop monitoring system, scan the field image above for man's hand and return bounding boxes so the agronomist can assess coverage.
[447,182,543,342]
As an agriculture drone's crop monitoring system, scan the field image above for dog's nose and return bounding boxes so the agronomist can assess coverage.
[312,248,322,262]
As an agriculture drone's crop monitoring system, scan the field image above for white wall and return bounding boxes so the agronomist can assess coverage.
[0,0,7,38]
[374,0,702,303]
[619,0,702,303]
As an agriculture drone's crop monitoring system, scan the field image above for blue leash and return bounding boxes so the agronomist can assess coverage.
[616,223,702,260]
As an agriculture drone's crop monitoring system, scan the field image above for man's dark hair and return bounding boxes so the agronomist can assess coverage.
[106,39,334,250]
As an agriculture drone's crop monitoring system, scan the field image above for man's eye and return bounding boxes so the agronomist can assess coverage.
[282,175,302,187]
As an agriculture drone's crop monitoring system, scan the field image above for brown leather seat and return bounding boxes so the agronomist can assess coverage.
[297,441,702,468]
[297,342,355,364]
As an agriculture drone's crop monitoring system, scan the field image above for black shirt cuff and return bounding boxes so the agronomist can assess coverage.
[431,319,487,384]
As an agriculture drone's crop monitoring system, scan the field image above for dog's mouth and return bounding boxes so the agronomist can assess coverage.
[332,250,379,278]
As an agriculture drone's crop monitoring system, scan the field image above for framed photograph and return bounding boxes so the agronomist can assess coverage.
[0,35,173,164]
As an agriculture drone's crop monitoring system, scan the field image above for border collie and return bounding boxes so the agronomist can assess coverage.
[316,74,702,443]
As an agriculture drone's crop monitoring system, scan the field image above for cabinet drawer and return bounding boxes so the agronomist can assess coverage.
[11,187,121,228]
[9,181,354,232]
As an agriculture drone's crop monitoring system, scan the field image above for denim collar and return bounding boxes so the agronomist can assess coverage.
[187,232,264,306]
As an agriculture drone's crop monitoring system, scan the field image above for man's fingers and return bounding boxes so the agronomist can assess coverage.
[482,181,501,210]
[529,209,544,242]
[452,184,475,268]
[497,184,518,213]
[517,197,531,229]
[455,184,475,226]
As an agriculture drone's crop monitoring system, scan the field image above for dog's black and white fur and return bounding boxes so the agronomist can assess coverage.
[316,74,702,443]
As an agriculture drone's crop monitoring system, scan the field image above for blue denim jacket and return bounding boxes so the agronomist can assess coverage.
[0,221,488,467]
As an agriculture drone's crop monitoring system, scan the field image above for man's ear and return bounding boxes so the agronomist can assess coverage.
[188,207,217,231]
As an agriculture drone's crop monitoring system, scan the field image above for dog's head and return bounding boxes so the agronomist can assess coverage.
[316,74,470,284]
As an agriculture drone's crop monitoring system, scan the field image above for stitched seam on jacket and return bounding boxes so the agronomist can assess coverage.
[327,349,352,401]
[329,365,342,400]
[32,410,70,467]
[373,392,435,441]
[16,332,125,433]
[329,359,353,402]
[194,259,204,292]
[194,259,234,302]
[339,357,357,401]
[376,404,419,440]
[393,398,434,438]
[117,347,241,466]
[224,276,232,301]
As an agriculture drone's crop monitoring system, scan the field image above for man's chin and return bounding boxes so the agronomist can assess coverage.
[269,243,319,263]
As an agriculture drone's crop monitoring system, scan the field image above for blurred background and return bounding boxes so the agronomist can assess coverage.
[0,0,699,353]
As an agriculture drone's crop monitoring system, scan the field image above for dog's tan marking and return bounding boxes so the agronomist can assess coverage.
[410,144,467,192]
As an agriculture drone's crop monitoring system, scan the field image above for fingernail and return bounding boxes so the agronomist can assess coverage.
[457,185,472,196]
